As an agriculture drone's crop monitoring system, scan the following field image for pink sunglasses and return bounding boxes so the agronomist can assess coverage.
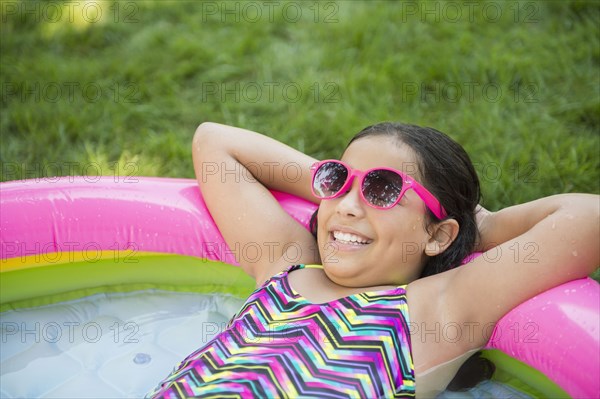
[310,160,447,219]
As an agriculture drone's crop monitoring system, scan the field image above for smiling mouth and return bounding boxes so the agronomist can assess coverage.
[331,231,373,246]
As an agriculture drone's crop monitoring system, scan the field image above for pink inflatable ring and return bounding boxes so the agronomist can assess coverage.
[1,177,598,398]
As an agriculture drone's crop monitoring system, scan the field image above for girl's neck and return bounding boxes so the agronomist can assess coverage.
[286,265,399,305]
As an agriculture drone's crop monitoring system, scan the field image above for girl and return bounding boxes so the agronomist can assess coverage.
[149,122,598,398]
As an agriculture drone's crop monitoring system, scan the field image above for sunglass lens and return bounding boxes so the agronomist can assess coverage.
[313,162,348,197]
[363,170,403,208]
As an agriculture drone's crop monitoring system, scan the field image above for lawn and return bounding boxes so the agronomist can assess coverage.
[1,0,599,213]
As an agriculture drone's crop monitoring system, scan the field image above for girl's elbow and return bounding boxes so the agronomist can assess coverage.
[193,122,217,144]
[192,122,223,157]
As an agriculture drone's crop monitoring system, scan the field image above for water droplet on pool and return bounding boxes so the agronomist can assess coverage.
[133,353,151,365]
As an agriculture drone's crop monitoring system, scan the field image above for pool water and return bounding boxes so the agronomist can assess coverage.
[0,290,244,398]
[436,381,531,398]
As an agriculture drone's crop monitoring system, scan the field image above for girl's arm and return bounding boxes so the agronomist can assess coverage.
[457,194,598,339]
[472,199,585,254]
[192,122,320,284]
[410,193,599,364]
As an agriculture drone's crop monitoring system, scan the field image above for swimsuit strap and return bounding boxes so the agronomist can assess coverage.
[303,264,324,269]
[286,264,323,273]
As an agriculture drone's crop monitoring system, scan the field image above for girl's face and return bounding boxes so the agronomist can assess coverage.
[317,135,434,288]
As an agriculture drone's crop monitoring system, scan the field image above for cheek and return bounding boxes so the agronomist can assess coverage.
[376,214,428,246]
[372,217,402,245]
[316,204,331,238]
[317,199,337,221]
[410,216,426,233]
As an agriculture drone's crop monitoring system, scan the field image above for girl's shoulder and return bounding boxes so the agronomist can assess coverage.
[405,268,484,374]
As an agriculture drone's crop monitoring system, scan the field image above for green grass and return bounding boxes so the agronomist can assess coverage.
[1,0,599,212]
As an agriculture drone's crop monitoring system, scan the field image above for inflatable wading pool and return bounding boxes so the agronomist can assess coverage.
[1,177,598,398]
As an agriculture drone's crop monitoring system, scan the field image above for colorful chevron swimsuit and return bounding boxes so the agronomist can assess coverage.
[148,264,415,398]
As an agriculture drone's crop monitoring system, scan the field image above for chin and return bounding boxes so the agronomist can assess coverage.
[322,261,364,286]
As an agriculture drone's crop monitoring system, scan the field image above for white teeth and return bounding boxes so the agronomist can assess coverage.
[333,231,371,245]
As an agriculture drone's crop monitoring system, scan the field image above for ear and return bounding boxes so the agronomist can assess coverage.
[425,219,460,256]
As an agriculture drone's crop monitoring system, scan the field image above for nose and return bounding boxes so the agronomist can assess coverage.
[335,178,366,218]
